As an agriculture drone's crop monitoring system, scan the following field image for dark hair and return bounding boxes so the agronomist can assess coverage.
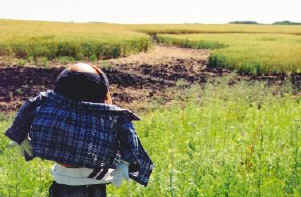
[54,64,109,103]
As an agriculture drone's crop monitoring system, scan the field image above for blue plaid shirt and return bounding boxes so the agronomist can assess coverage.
[5,91,153,186]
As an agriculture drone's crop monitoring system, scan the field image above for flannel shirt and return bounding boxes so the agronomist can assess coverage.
[5,90,153,186]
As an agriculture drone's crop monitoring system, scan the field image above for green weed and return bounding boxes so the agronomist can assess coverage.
[1,79,301,196]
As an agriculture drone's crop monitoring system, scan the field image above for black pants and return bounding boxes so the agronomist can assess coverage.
[49,181,106,197]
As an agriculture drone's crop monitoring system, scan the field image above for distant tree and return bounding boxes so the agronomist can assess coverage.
[88,21,107,24]
[273,20,301,25]
[229,21,259,24]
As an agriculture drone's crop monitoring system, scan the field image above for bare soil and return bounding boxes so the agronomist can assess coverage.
[0,46,300,112]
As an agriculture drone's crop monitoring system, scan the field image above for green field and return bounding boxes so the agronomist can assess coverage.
[157,33,301,74]
[1,79,301,196]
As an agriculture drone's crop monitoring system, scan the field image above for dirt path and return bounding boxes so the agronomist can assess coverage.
[0,46,297,112]
[108,46,210,65]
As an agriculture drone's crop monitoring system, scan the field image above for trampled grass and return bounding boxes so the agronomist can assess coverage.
[157,33,301,74]
[1,79,301,196]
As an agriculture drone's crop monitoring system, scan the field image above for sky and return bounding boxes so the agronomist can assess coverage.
[0,0,300,24]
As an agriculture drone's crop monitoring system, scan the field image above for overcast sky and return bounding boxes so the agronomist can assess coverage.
[0,0,300,24]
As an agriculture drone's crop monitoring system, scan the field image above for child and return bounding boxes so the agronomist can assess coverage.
[5,63,153,197]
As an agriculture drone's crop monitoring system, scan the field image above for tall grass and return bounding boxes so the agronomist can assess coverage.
[0,19,152,60]
[1,78,301,196]
[156,35,227,49]
[113,78,301,196]
[127,24,301,35]
[1,19,301,62]
[157,33,301,74]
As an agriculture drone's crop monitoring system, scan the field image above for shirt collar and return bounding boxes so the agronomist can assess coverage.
[41,90,140,121]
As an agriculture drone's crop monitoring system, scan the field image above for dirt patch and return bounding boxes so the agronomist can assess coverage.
[1,46,300,112]
[0,46,212,112]
[109,46,210,65]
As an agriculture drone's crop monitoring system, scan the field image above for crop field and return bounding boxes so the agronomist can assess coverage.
[157,33,301,74]
[128,24,301,35]
[0,19,152,60]
[1,79,301,196]
[1,19,301,73]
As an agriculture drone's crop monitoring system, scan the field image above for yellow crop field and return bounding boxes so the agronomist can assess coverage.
[0,19,151,59]
[157,33,301,74]
[128,24,301,35]
[0,19,301,74]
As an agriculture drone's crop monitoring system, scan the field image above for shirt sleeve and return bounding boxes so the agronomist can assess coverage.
[5,95,42,144]
[117,117,153,186]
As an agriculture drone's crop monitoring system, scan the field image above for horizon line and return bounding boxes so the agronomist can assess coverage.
[1,17,299,25]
